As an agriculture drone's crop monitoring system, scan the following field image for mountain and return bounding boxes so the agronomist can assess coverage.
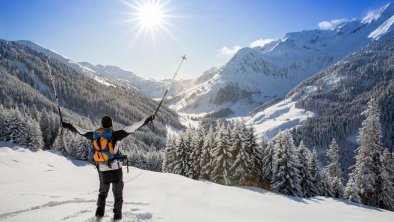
[78,62,196,99]
[0,39,182,157]
[1,142,393,222]
[171,3,394,117]
[249,32,394,174]
[16,40,179,99]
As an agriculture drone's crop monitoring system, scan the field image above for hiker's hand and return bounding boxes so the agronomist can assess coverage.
[61,121,70,128]
[147,115,155,123]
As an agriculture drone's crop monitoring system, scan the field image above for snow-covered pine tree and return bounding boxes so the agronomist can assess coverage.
[246,125,263,186]
[163,136,176,173]
[229,122,252,185]
[40,110,51,148]
[189,128,205,179]
[173,132,189,176]
[348,99,383,207]
[184,129,194,178]
[24,117,44,151]
[211,122,232,185]
[297,141,319,197]
[309,148,323,196]
[146,151,164,172]
[377,148,394,210]
[320,168,334,197]
[0,105,6,140]
[199,127,214,180]
[324,139,344,198]
[260,136,273,185]
[74,138,92,160]
[271,131,302,197]
[344,171,361,203]
[5,108,25,145]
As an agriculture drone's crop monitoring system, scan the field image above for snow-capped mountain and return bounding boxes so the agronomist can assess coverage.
[248,31,394,175]
[171,3,394,117]
[1,142,393,222]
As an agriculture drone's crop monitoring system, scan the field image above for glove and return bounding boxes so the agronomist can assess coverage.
[146,115,155,123]
[61,121,70,128]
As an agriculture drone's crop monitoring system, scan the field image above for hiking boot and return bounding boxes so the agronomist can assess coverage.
[114,212,122,220]
[95,207,105,217]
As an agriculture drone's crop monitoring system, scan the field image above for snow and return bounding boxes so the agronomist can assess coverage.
[93,76,116,88]
[369,15,394,40]
[248,99,316,139]
[1,142,393,222]
[362,3,393,24]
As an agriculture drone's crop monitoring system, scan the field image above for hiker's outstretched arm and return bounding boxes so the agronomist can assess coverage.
[113,115,155,141]
[61,122,93,140]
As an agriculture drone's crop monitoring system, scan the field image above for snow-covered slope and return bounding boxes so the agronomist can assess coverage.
[16,40,173,98]
[16,40,116,87]
[171,3,394,117]
[1,143,393,222]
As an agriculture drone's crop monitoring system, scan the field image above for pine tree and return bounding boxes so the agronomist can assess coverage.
[320,169,334,197]
[199,127,214,180]
[163,136,176,173]
[189,128,204,179]
[247,125,263,186]
[24,118,44,151]
[325,139,344,198]
[211,123,232,185]
[298,141,319,197]
[309,148,323,196]
[5,108,25,144]
[344,171,361,203]
[271,131,302,197]
[229,122,252,185]
[377,148,394,210]
[261,136,273,185]
[173,132,189,176]
[40,110,51,148]
[183,129,194,178]
[348,99,383,206]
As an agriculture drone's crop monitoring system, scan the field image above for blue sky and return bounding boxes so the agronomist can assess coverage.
[0,0,390,79]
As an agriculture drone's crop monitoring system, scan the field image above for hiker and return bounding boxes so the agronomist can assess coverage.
[61,115,155,221]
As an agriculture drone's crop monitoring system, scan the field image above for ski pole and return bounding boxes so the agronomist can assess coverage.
[153,54,187,117]
[45,55,64,134]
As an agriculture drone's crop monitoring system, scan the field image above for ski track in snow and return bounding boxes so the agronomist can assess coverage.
[0,197,153,222]
[0,198,95,220]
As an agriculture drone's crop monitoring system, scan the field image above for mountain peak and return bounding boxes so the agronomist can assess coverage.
[362,3,394,24]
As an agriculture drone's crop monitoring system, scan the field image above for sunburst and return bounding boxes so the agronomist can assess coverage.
[121,0,177,45]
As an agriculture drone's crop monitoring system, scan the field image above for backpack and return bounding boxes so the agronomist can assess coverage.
[91,128,115,163]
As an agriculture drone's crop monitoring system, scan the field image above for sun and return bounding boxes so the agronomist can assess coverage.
[121,0,176,45]
[136,2,164,28]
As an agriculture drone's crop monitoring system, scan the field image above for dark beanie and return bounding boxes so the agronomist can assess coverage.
[101,116,113,128]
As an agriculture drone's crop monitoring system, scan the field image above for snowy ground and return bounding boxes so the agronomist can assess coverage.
[248,99,316,139]
[0,142,393,222]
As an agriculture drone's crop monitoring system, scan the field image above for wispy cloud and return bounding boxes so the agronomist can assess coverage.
[318,18,348,30]
[218,45,242,57]
[250,39,275,48]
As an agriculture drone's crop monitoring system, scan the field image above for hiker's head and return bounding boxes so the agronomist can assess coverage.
[101,116,113,128]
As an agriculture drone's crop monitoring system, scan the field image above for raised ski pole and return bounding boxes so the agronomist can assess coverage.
[45,55,64,134]
[153,54,187,117]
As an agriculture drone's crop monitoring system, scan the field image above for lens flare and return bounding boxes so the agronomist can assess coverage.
[121,0,177,46]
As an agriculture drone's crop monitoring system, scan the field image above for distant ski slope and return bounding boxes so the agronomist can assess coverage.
[0,142,392,222]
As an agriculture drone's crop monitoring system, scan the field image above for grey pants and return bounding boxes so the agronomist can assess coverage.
[97,168,124,214]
